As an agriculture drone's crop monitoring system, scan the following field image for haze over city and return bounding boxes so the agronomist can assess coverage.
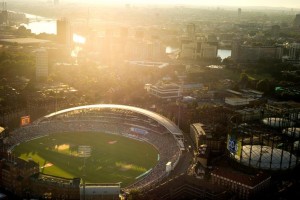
[0,0,300,200]
[9,0,300,8]
[59,0,300,8]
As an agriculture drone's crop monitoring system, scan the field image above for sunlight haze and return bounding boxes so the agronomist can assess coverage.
[66,0,300,8]
[2,0,300,199]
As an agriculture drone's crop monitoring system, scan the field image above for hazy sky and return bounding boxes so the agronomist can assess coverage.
[70,0,300,8]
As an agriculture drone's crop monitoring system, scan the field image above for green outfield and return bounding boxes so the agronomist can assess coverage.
[13,132,158,187]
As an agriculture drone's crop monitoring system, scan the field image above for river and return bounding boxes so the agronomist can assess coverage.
[19,12,232,60]
[20,13,57,35]
[217,49,231,60]
[166,47,231,60]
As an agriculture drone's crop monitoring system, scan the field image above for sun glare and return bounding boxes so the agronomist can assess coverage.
[79,0,300,7]
[73,33,86,44]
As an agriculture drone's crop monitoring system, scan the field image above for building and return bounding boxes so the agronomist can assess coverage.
[80,183,120,200]
[180,38,196,59]
[226,88,263,98]
[238,8,242,17]
[57,18,71,47]
[180,83,205,94]
[228,106,300,171]
[0,151,120,199]
[211,167,271,200]
[271,25,280,37]
[198,42,218,59]
[35,48,48,79]
[0,12,8,26]
[0,153,40,197]
[293,14,300,27]
[186,23,196,39]
[145,174,230,200]
[0,2,8,25]
[190,123,225,153]
[180,38,218,60]
[180,24,218,60]
[231,41,283,62]
[125,39,165,60]
[190,123,206,149]
[224,89,263,107]
[145,82,181,99]
[225,97,253,106]
[265,101,300,119]
[235,108,262,121]
[289,43,300,60]
[30,174,80,199]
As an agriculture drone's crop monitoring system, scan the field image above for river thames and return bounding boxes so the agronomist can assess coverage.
[19,12,232,59]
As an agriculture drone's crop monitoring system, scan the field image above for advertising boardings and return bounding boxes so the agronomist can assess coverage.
[20,116,31,126]
[227,132,242,157]
[130,127,148,135]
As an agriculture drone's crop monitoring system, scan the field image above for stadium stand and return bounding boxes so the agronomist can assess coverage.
[6,104,183,190]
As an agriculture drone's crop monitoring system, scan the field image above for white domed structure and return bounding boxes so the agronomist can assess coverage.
[294,141,299,149]
[234,145,297,170]
[262,117,295,128]
[282,127,300,138]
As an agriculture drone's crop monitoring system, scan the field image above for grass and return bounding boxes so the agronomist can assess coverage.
[13,132,158,187]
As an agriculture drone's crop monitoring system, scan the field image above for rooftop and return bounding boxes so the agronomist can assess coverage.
[35,173,80,186]
[0,37,51,45]
[38,104,183,136]
[211,167,270,188]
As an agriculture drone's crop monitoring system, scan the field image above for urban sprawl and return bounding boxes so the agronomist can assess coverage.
[0,1,300,200]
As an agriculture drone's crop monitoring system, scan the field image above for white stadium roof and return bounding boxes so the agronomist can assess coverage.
[42,104,183,136]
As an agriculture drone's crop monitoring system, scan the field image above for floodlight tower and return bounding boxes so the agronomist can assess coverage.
[1,2,8,26]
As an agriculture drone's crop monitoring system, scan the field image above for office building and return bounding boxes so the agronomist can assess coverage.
[35,48,48,79]
[289,43,300,60]
[0,2,8,25]
[57,18,71,47]
[180,24,218,60]
[293,14,300,27]
[238,8,242,17]
[231,40,283,62]
[145,82,181,99]
[186,23,196,39]
[180,39,217,60]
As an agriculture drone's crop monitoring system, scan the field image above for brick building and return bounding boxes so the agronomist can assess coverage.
[211,167,271,199]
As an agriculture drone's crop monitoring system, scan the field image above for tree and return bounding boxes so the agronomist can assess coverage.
[256,79,271,94]
[222,56,234,65]
[16,25,32,36]
[239,72,250,88]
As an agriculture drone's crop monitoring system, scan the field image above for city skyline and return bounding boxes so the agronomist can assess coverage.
[1,1,300,199]
[61,0,300,8]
